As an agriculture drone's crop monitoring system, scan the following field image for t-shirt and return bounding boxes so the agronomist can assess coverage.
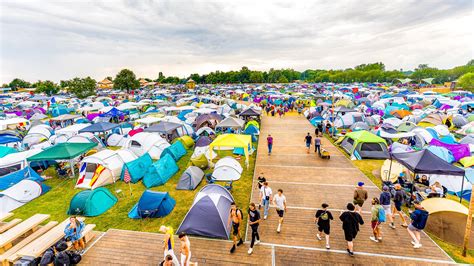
[273,194,286,210]
[339,211,364,234]
[267,136,273,144]
[394,190,404,203]
[315,209,333,227]
[314,138,321,145]
[257,176,266,189]
[305,135,312,144]
[353,188,368,201]
[260,186,272,198]
[248,209,261,223]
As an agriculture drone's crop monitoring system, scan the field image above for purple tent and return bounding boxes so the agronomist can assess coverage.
[429,138,470,162]
[87,113,99,121]
[195,136,212,147]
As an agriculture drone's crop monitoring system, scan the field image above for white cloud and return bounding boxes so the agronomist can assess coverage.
[0,0,472,83]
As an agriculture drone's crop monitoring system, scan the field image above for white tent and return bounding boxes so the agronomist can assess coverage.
[192,146,217,161]
[215,117,245,129]
[55,123,91,138]
[0,180,43,213]
[0,149,42,176]
[107,133,127,147]
[0,118,30,130]
[76,149,137,189]
[67,132,105,149]
[211,156,243,181]
[122,132,170,159]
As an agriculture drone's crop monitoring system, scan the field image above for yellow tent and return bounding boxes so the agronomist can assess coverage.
[209,134,252,167]
[380,159,406,182]
[459,156,474,167]
[245,120,260,129]
[335,99,354,108]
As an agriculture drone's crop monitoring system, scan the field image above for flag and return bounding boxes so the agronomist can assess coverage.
[123,168,131,183]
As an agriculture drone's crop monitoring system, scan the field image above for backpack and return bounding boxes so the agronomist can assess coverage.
[54,251,70,266]
[378,206,386,222]
[319,211,329,221]
[67,251,82,265]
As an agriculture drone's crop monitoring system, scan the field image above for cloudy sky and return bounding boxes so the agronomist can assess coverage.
[0,0,472,83]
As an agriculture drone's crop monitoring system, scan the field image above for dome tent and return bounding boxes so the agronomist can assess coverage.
[0,180,50,213]
[143,154,179,188]
[177,166,205,190]
[339,130,389,159]
[211,156,243,181]
[160,141,187,161]
[67,187,117,217]
[128,190,176,219]
[120,153,153,183]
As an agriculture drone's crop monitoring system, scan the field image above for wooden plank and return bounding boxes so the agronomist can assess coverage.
[0,213,13,223]
[16,217,85,258]
[0,221,58,266]
[0,219,21,234]
[0,214,50,252]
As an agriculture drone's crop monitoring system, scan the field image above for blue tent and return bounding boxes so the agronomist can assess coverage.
[177,184,234,239]
[160,141,186,161]
[99,107,128,118]
[0,134,21,145]
[243,125,259,135]
[120,153,153,183]
[143,154,179,188]
[78,122,120,133]
[0,167,44,190]
[128,190,176,219]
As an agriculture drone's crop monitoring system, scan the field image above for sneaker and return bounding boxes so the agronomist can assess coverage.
[316,234,322,241]
[230,245,236,253]
[389,223,396,229]
[255,240,261,245]
[277,224,281,233]
[326,245,330,249]
[378,237,382,241]
[413,243,422,249]
[411,241,416,245]
[369,236,379,243]
[401,224,408,228]
[237,239,244,246]
[264,215,267,220]
[348,250,354,257]
[248,248,253,255]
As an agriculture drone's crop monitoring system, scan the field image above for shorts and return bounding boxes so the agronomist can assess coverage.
[276,209,284,217]
[371,221,381,229]
[382,204,392,215]
[180,252,191,266]
[318,225,330,235]
[353,199,365,207]
[394,201,402,212]
[306,143,311,148]
[408,224,422,232]
[344,230,357,242]
[232,222,240,236]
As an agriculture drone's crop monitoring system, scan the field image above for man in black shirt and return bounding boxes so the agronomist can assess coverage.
[247,203,261,255]
[304,133,312,154]
[315,203,333,249]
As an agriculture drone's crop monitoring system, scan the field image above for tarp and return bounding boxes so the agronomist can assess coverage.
[78,122,120,133]
[67,187,117,217]
[391,149,465,176]
[143,154,179,188]
[429,138,470,162]
[128,190,176,219]
[27,142,97,161]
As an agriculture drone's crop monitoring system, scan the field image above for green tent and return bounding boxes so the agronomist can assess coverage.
[67,187,117,217]
[340,130,389,159]
[27,142,97,161]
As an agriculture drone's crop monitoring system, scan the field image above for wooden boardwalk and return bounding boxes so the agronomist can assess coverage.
[81,113,454,265]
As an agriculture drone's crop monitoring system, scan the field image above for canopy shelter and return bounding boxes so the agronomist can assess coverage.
[209,134,252,167]
[239,108,261,117]
[143,121,183,141]
[27,142,97,176]
[215,117,245,130]
[78,122,120,134]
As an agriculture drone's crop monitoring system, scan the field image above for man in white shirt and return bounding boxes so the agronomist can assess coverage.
[259,182,272,220]
[272,189,287,233]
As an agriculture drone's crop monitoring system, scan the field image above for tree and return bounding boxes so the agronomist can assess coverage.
[59,80,70,88]
[189,73,201,83]
[249,71,264,83]
[157,72,164,82]
[277,75,289,83]
[114,69,139,92]
[35,80,59,95]
[68,77,97,98]
[457,73,474,92]
[9,78,31,90]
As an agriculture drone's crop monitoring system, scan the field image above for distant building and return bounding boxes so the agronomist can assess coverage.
[98,78,113,89]
[186,79,196,90]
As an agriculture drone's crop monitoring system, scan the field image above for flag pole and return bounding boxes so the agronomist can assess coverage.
[128,182,133,196]
[462,184,474,257]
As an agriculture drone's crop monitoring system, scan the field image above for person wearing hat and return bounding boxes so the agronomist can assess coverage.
[315,203,333,249]
[407,201,429,249]
[353,182,368,213]
[391,184,408,227]
[380,186,395,229]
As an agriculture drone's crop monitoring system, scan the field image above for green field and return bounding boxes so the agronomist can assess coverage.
[11,146,257,235]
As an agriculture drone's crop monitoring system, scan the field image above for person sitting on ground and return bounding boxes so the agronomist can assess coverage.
[64,216,85,253]
[426,181,443,197]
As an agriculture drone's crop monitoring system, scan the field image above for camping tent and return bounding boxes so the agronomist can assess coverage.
[215,117,245,129]
[67,187,117,217]
[160,141,186,161]
[340,131,389,159]
[0,180,50,213]
[177,166,204,190]
[76,149,137,189]
[78,122,120,134]
[0,166,44,190]
[174,136,194,149]
[421,198,473,247]
[143,121,183,140]
[209,134,252,166]
[211,156,243,181]
[143,154,179,188]
[120,153,153,183]
[122,132,170,160]
[128,190,176,219]
[0,149,42,176]
[0,146,17,158]
[177,184,234,239]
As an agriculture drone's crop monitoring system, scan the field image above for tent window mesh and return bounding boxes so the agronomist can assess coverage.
[361,143,383,151]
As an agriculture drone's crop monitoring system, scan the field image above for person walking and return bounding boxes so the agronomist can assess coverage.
[304,133,312,154]
[379,186,395,229]
[314,136,321,156]
[369,198,384,243]
[340,203,365,256]
[260,182,272,220]
[407,201,429,249]
[317,123,324,137]
[353,182,368,213]
[315,125,320,137]
[228,202,244,253]
[315,203,333,249]
[159,225,180,266]
[178,233,198,266]
[392,184,408,227]
[247,203,261,255]
[273,189,287,233]
[267,134,273,155]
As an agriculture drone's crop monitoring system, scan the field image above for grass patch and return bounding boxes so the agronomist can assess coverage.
[12,144,256,236]
[427,232,474,264]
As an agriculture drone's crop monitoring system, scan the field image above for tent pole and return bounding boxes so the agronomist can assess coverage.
[460,175,466,203]
[70,159,75,177]
[387,152,393,183]
[462,184,474,256]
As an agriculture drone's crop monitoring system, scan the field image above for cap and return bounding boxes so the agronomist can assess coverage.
[358,182,364,187]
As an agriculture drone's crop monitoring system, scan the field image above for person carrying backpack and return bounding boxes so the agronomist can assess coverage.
[379,186,395,229]
[370,198,385,243]
[407,200,429,249]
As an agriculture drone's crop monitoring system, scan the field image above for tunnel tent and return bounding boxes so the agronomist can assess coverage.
[174,135,194,149]
[190,153,209,169]
[67,187,117,217]
[143,154,179,188]
[128,190,176,219]
[177,184,234,239]
[177,166,205,190]
[0,166,44,190]
[120,153,153,183]
[340,130,389,159]
[421,198,474,247]
[211,156,243,181]
[0,149,42,176]
[160,140,186,161]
